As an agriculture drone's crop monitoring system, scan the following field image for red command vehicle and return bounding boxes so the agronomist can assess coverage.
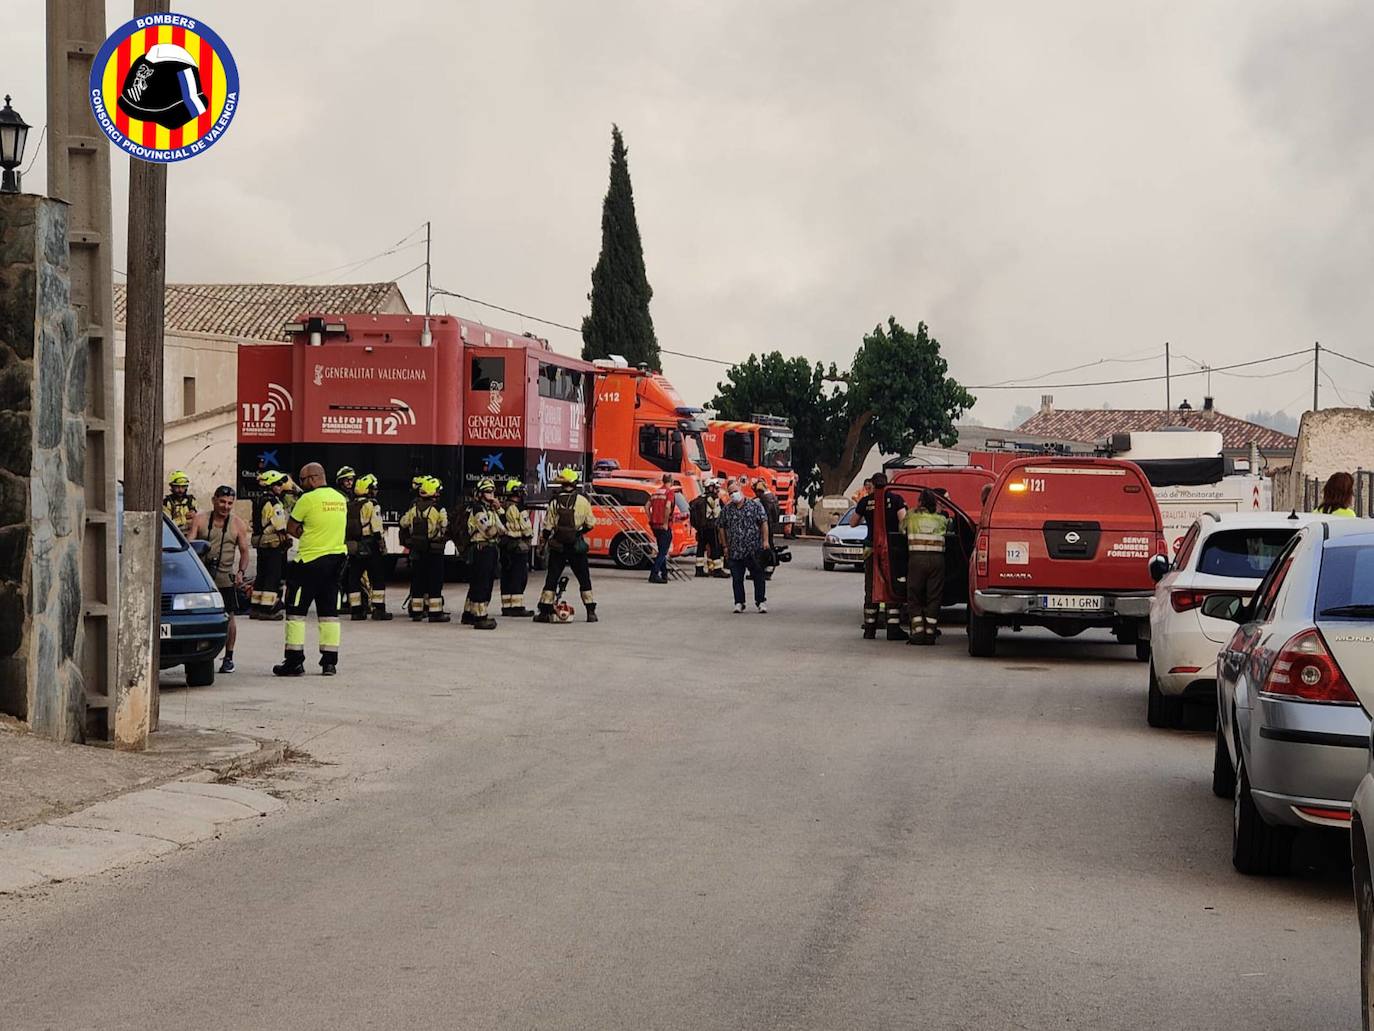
[591,359,711,478]
[967,456,1167,659]
[703,415,799,534]
[587,476,695,569]
[870,466,994,617]
[236,314,595,540]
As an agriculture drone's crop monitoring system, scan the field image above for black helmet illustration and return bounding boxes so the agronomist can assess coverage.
[118,43,208,130]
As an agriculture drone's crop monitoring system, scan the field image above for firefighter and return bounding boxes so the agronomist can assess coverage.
[335,465,356,496]
[249,470,293,620]
[162,470,197,534]
[903,489,949,646]
[500,479,535,616]
[344,473,368,619]
[689,479,725,577]
[357,474,393,620]
[850,471,907,640]
[399,476,451,622]
[463,478,504,629]
[534,469,598,623]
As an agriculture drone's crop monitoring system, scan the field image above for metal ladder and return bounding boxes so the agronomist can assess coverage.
[587,492,689,580]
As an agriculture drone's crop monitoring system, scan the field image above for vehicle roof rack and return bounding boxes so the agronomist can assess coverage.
[750,413,790,428]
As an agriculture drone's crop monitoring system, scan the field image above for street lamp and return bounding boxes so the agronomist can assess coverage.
[0,95,32,194]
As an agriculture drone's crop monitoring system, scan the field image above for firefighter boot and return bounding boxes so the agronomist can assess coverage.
[585,602,599,624]
[460,599,476,626]
[471,603,496,630]
[350,604,369,621]
[370,604,394,622]
[533,604,554,624]
[272,651,305,677]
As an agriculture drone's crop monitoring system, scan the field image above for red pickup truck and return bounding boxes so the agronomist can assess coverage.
[967,456,1166,659]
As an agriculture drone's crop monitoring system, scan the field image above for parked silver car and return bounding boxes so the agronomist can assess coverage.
[822,506,868,571]
[1211,518,1374,875]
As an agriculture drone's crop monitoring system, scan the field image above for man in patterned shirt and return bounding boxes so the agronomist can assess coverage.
[719,489,771,614]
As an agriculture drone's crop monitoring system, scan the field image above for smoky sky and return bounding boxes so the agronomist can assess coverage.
[4,0,1373,426]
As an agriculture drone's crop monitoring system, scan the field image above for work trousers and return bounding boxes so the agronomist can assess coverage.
[284,554,345,668]
[345,549,369,615]
[465,544,499,618]
[650,527,673,579]
[539,547,594,609]
[695,527,723,573]
[906,552,946,639]
[408,548,446,617]
[500,546,530,610]
[862,550,878,631]
[252,546,287,615]
[366,548,389,613]
[729,553,767,606]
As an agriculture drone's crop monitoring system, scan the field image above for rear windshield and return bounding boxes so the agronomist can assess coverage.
[1316,541,1374,619]
[1196,529,1295,578]
[992,465,1151,516]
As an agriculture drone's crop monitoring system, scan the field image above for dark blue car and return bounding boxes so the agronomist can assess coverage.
[160,515,228,686]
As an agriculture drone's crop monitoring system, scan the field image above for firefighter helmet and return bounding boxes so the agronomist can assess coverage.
[505,479,525,496]
[335,466,356,483]
[417,477,440,499]
[168,470,190,488]
[557,468,580,485]
[476,478,496,495]
[411,475,426,492]
[257,470,286,487]
[355,474,377,496]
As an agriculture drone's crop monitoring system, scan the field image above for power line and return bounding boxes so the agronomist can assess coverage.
[968,347,1310,389]
[430,287,580,333]
[1320,365,1359,407]
[976,347,1163,388]
[20,125,46,176]
[1326,347,1374,373]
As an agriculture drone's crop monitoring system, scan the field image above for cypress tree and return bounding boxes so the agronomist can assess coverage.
[581,125,660,369]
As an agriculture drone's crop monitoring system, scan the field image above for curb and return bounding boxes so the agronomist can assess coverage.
[177,738,289,785]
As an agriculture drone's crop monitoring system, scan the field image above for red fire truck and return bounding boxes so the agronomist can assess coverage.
[591,359,712,478]
[703,415,799,534]
[236,313,596,535]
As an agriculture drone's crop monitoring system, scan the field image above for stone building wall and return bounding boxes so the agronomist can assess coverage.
[1285,408,1374,512]
[0,194,87,741]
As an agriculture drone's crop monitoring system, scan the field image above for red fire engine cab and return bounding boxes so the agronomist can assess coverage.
[236,313,596,529]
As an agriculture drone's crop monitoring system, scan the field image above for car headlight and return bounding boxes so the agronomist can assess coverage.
[825,535,842,544]
[172,592,222,611]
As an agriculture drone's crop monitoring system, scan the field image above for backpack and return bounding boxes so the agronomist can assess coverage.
[550,493,580,549]
[647,490,672,529]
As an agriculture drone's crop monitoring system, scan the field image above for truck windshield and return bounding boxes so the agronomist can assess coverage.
[685,430,710,471]
[762,430,792,470]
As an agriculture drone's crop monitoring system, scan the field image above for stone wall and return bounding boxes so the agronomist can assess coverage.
[1285,408,1374,512]
[0,194,87,741]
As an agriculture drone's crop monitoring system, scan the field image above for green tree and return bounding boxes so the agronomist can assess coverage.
[581,125,659,369]
[709,318,974,499]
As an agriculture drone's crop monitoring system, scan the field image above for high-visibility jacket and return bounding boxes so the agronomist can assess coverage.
[503,503,534,550]
[400,503,447,554]
[163,493,197,533]
[255,495,290,549]
[360,498,385,551]
[903,510,949,552]
[468,503,506,547]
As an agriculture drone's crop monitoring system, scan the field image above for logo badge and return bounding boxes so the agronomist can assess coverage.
[90,13,239,163]
[1065,531,1082,544]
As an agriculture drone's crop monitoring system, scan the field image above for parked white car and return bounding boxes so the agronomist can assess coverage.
[1146,512,1318,727]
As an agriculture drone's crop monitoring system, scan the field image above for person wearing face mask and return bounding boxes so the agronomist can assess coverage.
[720,487,770,614]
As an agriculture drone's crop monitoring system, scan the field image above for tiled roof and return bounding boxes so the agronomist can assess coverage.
[113,282,410,342]
[1017,408,1297,452]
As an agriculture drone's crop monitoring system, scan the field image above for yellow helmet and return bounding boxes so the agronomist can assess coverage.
[335,466,356,484]
[168,470,190,488]
[505,478,524,495]
[411,475,426,492]
[557,468,580,485]
[354,473,377,496]
[417,477,440,499]
[257,470,287,487]
[476,478,496,495]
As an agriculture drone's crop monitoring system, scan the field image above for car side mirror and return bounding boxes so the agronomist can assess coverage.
[189,539,211,559]
[1200,593,1245,623]
[1148,555,1169,583]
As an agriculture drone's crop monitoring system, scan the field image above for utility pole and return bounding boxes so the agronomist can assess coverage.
[1313,341,1321,413]
[114,0,170,750]
[1164,342,1171,410]
[424,220,432,316]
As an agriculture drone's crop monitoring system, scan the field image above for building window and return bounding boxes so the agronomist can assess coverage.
[471,356,505,391]
[182,376,196,416]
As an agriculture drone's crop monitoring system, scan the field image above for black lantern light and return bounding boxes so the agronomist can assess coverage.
[0,96,32,194]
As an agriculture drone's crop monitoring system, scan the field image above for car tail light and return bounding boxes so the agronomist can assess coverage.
[976,533,988,576]
[1169,665,1202,674]
[1155,534,1169,558]
[1293,804,1352,824]
[1171,589,1209,612]
[1260,628,1359,705]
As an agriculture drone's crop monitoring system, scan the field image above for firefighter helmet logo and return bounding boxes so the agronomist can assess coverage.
[89,13,239,163]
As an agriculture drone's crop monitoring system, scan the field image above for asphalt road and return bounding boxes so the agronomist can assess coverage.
[0,545,1359,1030]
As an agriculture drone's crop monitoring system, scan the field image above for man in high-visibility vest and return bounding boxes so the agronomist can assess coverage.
[902,489,949,646]
[399,476,451,622]
[274,462,348,676]
[463,478,504,629]
[500,479,536,616]
[162,470,197,534]
[250,470,294,619]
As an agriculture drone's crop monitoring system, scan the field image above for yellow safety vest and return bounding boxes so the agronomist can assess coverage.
[904,510,949,553]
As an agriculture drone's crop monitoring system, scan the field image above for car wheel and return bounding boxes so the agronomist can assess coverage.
[1232,751,1292,876]
[1146,663,1183,728]
[967,612,997,657]
[1211,719,1235,799]
[184,660,215,688]
[823,559,836,572]
[611,534,644,570]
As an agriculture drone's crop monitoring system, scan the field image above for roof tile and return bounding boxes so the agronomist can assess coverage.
[1017,408,1296,451]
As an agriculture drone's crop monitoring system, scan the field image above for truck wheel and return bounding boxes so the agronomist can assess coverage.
[1135,640,1151,663]
[1211,719,1235,799]
[611,534,644,570]
[185,660,215,688]
[1146,663,1182,729]
[1232,752,1293,876]
[967,612,997,657]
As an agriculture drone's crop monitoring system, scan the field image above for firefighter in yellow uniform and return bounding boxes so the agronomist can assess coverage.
[163,470,197,534]
[463,478,505,630]
[358,474,392,620]
[534,469,598,623]
[400,476,450,622]
[250,470,293,619]
[902,490,949,646]
[500,479,536,616]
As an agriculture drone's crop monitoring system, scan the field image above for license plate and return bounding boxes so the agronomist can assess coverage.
[1039,594,1104,611]
[159,623,171,639]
